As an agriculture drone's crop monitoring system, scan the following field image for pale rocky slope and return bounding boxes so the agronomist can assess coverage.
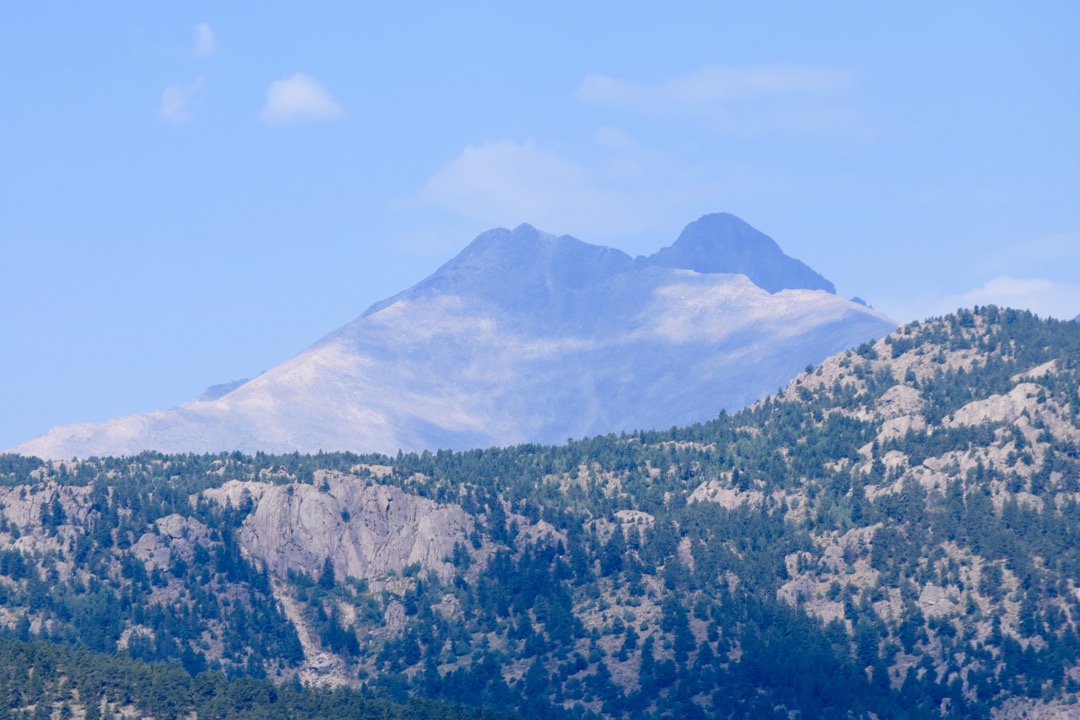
[202,470,478,584]
[9,214,894,460]
[0,308,1076,717]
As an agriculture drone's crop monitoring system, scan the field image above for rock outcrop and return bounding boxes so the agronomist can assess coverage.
[202,471,476,583]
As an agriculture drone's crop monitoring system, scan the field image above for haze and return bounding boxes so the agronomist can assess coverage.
[1,2,1077,449]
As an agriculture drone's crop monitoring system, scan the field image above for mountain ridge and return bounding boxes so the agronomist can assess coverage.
[645,212,836,293]
[0,308,1077,718]
[9,213,895,459]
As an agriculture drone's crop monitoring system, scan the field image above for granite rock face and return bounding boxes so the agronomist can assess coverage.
[202,471,475,583]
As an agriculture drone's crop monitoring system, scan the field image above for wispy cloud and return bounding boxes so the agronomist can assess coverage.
[260,74,343,126]
[193,23,216,58]
[578,64,860,135]
[158,78,204,125]
[935,276,1080,321]
[420,139,644,239]
[879,228,1080,323]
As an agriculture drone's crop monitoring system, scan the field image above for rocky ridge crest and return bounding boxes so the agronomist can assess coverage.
[8,213,894,460]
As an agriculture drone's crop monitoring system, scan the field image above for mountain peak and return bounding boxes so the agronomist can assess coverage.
[363,223,634,320]
[645,213,836,294]
[8,212,894,460]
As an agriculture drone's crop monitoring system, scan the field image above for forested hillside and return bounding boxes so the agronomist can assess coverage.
[0,638,513,719]
[1,307,1078,719]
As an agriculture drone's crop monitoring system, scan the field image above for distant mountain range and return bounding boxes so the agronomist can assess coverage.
[9,213,895,459]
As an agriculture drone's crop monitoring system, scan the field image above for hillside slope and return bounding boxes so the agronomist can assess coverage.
[0,307,1077,718]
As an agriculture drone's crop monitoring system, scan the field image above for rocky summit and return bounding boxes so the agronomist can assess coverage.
[9,213,895,459]
[645,212,836,293]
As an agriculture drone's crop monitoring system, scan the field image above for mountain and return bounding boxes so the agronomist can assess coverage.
[0,307,1077,719]
[8,214,894,460]
[644,212,835,293]
[195,377,250,402]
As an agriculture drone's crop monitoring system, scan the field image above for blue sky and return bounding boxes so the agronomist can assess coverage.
[2,2,1078,450]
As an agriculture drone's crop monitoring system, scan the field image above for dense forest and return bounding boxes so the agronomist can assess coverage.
[0,307,1078,719]
[0,638,513,719]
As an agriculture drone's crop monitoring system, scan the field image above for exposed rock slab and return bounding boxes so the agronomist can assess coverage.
[946,382,1044,427]
[203,471,475,583]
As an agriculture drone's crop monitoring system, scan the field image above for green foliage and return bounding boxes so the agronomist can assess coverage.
[0,638,513,720]
[1,307,1079,718]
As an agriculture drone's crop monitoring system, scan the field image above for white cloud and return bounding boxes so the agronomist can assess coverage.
[260,74,343,125]
[158,78,204,125]
[936,276,1080,321]
[420,139,644,239]
[193,23,216,58]
[578,64,858,135]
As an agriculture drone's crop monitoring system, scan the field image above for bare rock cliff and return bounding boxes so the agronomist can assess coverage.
[202,471,476,583]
